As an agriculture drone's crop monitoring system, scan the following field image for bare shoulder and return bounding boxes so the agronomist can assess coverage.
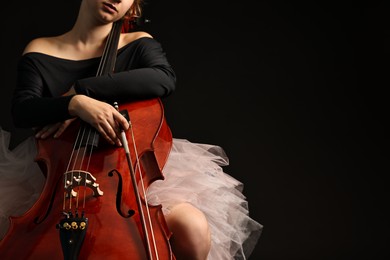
[22,37,60,55]
[119,31,153,48]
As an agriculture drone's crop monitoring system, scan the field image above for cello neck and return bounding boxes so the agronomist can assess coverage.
[96,19,124,77]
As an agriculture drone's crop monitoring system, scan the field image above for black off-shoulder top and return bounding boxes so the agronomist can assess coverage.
[12,37,176,128]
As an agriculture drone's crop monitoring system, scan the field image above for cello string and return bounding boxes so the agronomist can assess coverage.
[62,121,83,211]
[68,124,88,210]
[96,28,110,75]
[76,127,93,210]
[82,129,99,209]
[96,19,119,76]
[63,124,82,209]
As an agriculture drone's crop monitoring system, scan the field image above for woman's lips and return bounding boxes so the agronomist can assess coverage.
[103,2,118,13]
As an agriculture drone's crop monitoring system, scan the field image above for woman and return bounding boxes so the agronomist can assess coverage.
[0,0,262,259]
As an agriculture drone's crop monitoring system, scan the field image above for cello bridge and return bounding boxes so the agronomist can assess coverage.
[64,170,104,198]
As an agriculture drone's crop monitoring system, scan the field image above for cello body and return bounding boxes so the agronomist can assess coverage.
[0,98,174,259]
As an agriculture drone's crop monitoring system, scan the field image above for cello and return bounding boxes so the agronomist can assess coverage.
[0,17,175,260]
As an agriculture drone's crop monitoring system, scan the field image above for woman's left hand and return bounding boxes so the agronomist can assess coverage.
[35,118,77,139]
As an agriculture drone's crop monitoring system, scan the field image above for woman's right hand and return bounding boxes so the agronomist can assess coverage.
[68,95,129,146]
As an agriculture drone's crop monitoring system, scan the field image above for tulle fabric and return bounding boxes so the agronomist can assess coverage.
[148,139,263,259]
[0,128,45,239]
[0,128,262,259]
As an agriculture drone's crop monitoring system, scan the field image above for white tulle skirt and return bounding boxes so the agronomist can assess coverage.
[0,128,262,259]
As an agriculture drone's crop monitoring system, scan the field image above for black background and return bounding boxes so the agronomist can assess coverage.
[1,1,388,259]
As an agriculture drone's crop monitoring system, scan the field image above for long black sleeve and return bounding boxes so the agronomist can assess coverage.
[12,54,76,128]
[12,37,176,128]
[74,37,176,101]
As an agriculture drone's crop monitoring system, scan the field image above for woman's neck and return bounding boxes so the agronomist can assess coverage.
[58,19,113,59]
[70,20,112,46]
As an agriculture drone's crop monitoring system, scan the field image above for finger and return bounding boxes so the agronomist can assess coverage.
[40,127,57,139]
[100,121,121,146]
[113,110,130,131]
[108,112,125,146]
[54,122,69,138]
[35,124,52,138]
[59,118,77,136]
[39,123,61,139]
[111,113,126,146]
[56,118,76,137]
[95,124,113,145]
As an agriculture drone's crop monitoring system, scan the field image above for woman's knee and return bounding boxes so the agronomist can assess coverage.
[165,203,211,260]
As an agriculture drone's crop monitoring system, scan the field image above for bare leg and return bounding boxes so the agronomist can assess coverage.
[165,203,211,260]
